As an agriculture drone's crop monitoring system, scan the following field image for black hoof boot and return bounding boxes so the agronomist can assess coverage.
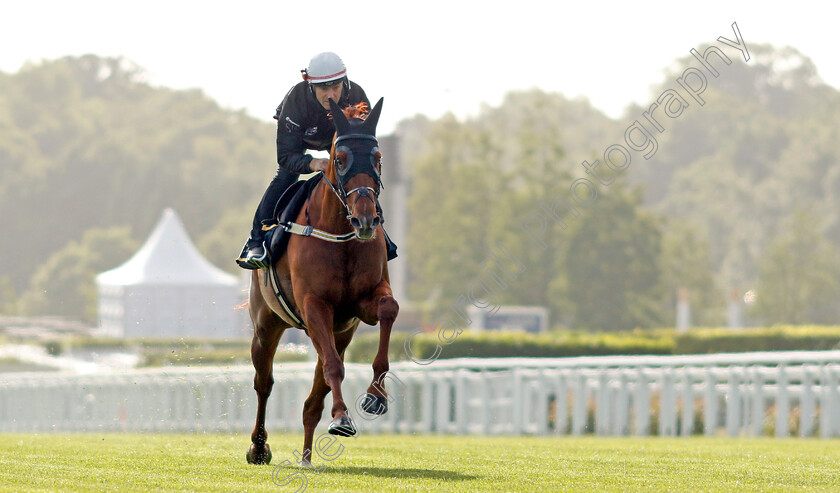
[361,393,389,415]
[328,416,357,437]
[246,442,272,465]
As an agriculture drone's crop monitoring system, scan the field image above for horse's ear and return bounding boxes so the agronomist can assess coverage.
[363,97,384,134]
[329,98,350,135]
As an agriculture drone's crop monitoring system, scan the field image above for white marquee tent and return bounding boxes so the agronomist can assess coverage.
[96,208,247,339]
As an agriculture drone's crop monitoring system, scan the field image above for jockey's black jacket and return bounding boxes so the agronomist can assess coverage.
[273,80,369,174]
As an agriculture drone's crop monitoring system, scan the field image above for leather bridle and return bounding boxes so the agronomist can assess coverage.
[322,133,384,221]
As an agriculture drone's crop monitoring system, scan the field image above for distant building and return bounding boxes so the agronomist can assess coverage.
[96,208,247,339]
[466,305,549,333]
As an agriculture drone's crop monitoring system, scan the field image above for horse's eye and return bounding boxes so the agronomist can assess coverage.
[336,151,348,167]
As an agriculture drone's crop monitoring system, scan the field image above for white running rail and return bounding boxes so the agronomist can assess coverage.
[2,351,839,437]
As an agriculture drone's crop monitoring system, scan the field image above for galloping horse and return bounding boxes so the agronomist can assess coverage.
[246,97,398,466]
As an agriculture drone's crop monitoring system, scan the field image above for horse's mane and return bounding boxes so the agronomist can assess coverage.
[344,102,370,120]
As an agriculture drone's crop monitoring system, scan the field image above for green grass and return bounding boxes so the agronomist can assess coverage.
[1,433,840,492]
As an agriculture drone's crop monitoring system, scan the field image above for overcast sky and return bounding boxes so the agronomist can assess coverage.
[1,1,835,133]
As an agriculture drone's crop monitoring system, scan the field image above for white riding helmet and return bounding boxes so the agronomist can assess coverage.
[302,52,347,86]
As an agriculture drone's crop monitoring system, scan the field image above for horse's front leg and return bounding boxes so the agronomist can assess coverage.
[302,296,355,436]
[301,328,355,466]
[358,280,399,415]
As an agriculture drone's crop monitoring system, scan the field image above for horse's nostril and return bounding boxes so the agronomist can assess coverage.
[372,217,380,228]
[350,217,362,229]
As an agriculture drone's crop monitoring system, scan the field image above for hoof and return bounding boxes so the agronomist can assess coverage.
[246,442,272,465]
[328,415,357,437]
[361,393,388,416]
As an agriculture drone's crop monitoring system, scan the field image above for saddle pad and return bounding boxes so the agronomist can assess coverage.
[267,173,323,260]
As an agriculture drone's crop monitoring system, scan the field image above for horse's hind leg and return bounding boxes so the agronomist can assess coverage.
[359,281,399,415]
[247,292,285,465]
[301,328,355,466]
[300,355,330,467]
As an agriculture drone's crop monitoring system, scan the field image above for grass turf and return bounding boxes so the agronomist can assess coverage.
[1,433,839,492]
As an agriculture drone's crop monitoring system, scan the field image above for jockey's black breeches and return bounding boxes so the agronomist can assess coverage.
[251,167,299,238]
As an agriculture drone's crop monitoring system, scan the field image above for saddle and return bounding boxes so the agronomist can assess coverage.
[262,173,323,261]
[262,170,398,264]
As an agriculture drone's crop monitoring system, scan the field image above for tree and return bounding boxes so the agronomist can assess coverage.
[659,221,723,327]
[198,203,255,276]
[18,227,138,322]
[565,183,664,331]
[406,115,501,310]
[755,211,840,324]
[0,276,19,315]
[0,55,273,295]
[405,90,618,325]
[628,44,840,300]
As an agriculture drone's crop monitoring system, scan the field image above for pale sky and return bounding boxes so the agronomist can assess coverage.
[1,1,836,134]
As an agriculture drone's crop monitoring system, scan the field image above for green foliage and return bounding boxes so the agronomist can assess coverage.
[403,50,839,330]
[0,277,18,314]
[347,331,413,364]
[755,211,840,324]
[17,227,138,322]
[0,55,273,306]
[659,221,723,326]
[132,338,264,367]
[418,330,672,359]
[632,44,840,316]
[6,47,840,331]
[347,326,840,362]
[673,325,840,354]
[139,346,307,367]
[20,336,306,367]
[347,330,673,362]
[197,203,255,275]
[565,182,665,331]
[406,115,504,308]
[405,91,646,327]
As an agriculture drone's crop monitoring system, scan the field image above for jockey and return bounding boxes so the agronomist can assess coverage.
[237,52,396,269]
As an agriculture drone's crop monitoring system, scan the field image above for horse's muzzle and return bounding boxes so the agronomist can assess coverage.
[350,215,380,240]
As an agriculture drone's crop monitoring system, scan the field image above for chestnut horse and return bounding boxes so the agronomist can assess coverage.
[246,97,398,466]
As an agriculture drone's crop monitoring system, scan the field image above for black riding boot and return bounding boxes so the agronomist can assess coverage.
[383,227,398,261]
[236,168,299,270]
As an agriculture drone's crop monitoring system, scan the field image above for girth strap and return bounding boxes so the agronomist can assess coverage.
[267,264,306,329]
[284,222,357,243]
